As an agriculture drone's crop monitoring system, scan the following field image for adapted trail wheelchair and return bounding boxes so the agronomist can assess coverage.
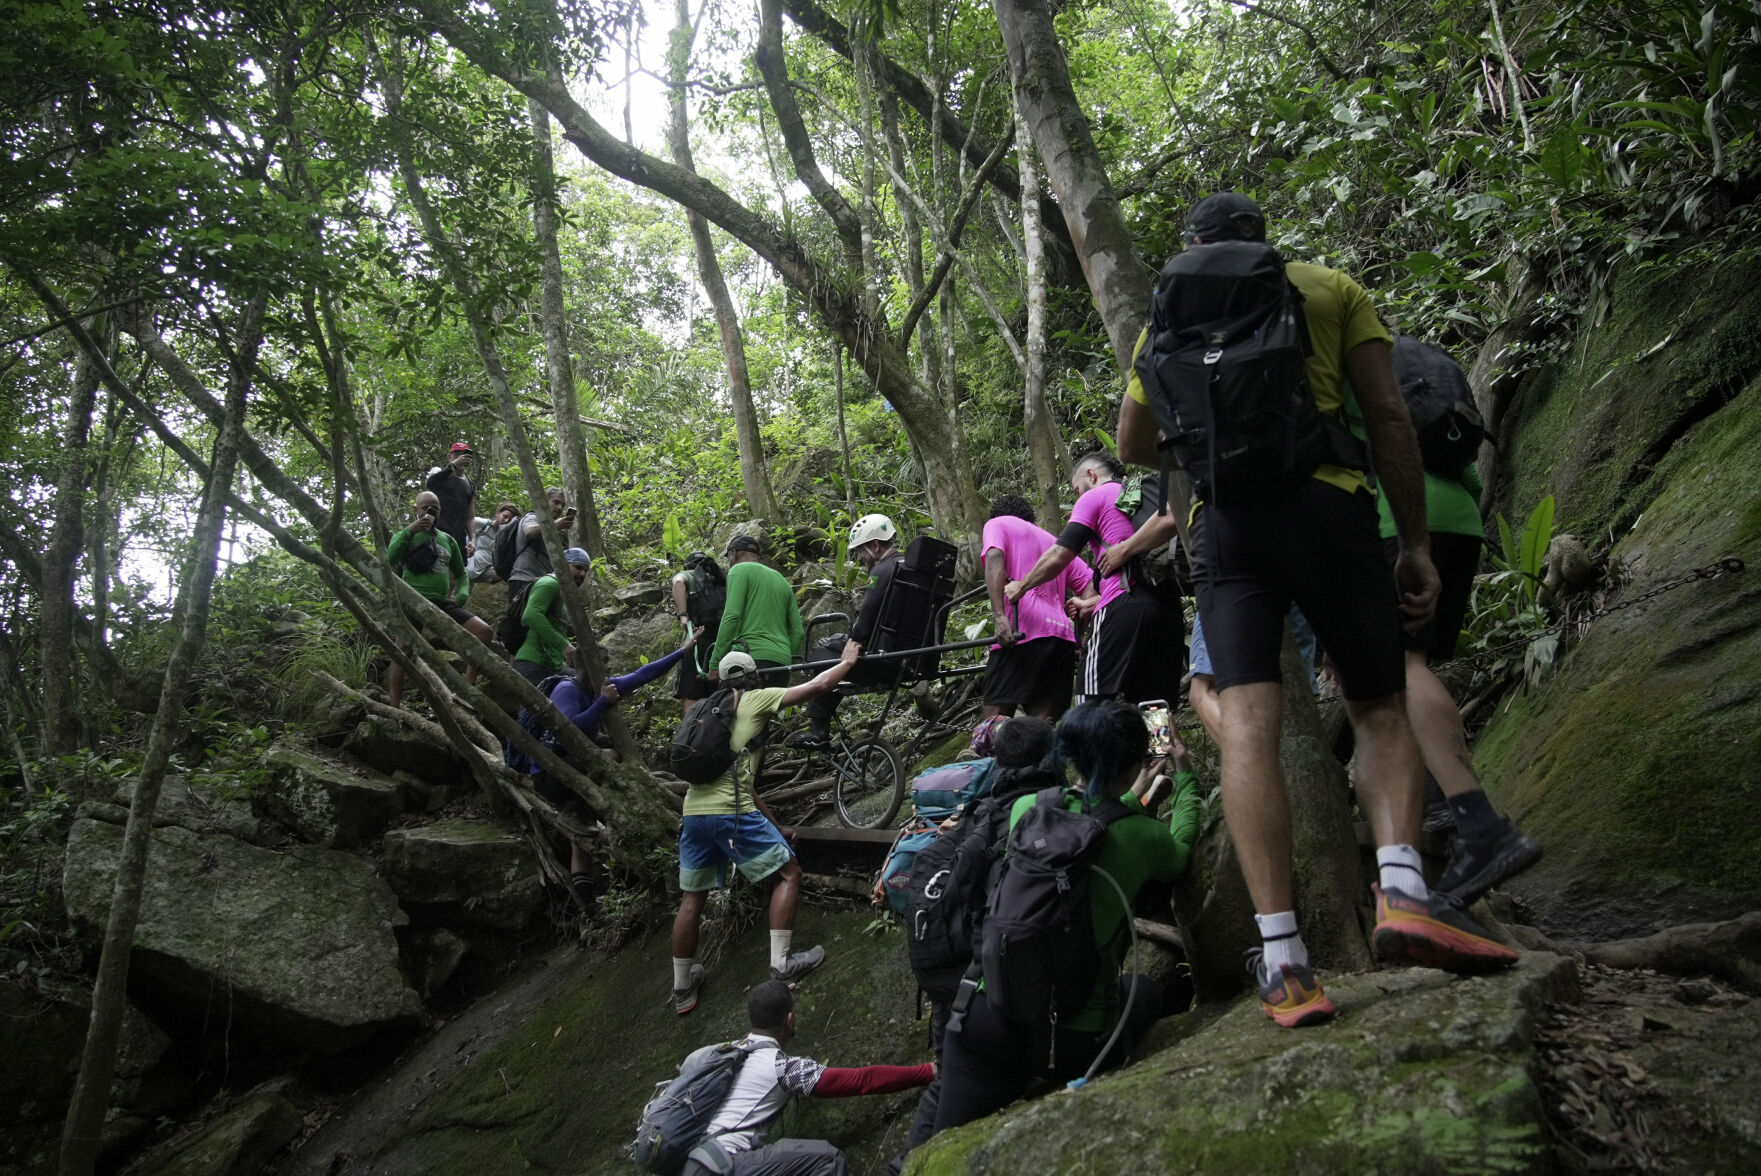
[754,536,994,829]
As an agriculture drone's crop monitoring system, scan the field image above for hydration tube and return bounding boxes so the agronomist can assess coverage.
[1067,865,1138,1091]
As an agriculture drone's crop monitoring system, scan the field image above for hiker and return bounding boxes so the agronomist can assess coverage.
[524,629,703,903]
[1361,340,1540,906]
[787,513,902,748]
[707,534,804,689]
[1004,452,1185,705]
[676,980,934,1176]
[1186,595,1320,741]
[672,551,727,702]
[424,441,478,557]
[386,490,492,709]
[927,701,1201,1136]
[512,547,593,688]
[466,502,519,584]
[499,488,577,656]
[980,495,1094,721]
[1117,191,1517,1029]
[671,647,856,1015]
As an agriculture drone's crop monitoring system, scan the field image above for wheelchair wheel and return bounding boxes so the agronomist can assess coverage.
[831,737,905,829]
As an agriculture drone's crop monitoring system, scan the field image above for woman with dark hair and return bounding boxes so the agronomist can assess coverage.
[928,700,1203,1136]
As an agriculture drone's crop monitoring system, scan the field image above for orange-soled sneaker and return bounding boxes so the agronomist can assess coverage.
[1372,885,1520,974]
[1246,948,1337,1028]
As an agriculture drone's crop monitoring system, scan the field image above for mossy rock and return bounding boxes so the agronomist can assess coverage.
[285,905,932,1176]
[1475,374,1761,939]
[909,953,1578,1176]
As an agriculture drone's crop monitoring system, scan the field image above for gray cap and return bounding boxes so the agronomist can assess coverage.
[563,547,593,566]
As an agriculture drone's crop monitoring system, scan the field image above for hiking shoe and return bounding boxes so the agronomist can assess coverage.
[771,945,825,985]
[785,724,831,749]
[1246,948,1336,1028]
[1372,885,1520,974]
[1421,799,1458,835]
[673,964,705,1016]
[1436,821,1542,908]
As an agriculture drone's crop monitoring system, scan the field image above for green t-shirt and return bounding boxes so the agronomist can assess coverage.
[682,687,787,817]
[388,527,466,605]
[709,562,805,670]
[516,574,570,671]
[1340,388,1488,540]
[1006,771,1202,1033]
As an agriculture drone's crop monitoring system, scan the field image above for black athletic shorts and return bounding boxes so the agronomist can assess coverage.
[1386,532,1482,662]
[1190,480,1404,702]
[982,636,1077,711]
[1078,585,1185,703]
[436,601,478,627]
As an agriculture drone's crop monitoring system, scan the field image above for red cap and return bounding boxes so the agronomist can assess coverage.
[450,442,473,455]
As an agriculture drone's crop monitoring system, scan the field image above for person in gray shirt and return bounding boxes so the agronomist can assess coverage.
[498,488,576,654]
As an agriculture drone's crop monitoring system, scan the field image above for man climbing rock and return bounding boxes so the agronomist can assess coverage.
[708,534,804,689]
[1117,192,1517,1029]
[671,648,855,1014]
[675,980,934,1176]
[500,488,575,655]
[512,546,593,688]
[386,489,492,709]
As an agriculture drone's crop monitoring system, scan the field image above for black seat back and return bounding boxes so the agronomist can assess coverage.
[868,536,959,681]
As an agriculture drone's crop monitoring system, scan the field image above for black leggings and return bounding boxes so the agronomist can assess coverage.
[931,974,1163,1135]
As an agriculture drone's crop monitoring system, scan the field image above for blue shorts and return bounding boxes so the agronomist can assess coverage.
[1190,608,1319,691]
[678,811,793,892]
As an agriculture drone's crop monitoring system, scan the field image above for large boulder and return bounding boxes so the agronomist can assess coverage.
[110,774,266,844]
[62,812,422,1053]
[343,713,471,790]
[148,1087,303,1176]
[380,818,544,933]
[259,739,403,847]
[911,953,1580,1175]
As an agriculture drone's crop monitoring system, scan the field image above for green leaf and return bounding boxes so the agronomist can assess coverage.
[1540,124,1586,186]
[1518,495,1556,590]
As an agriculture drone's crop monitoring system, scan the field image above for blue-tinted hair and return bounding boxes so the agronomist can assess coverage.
[1052,700,1149,801]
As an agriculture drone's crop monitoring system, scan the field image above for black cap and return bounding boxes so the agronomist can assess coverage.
[724,534,763,555]
[1183,192,1267,245]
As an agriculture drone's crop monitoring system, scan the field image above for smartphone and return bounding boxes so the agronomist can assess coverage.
[1138,700,1173,757]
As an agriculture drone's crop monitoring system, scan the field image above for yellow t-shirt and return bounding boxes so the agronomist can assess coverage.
[681,687,786,817]
[1125,256,1391,497]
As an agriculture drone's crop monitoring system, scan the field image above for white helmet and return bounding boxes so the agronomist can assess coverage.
[848,513,897,552]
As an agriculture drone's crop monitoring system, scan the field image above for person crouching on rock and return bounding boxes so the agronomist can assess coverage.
[680,979,934,1176]
[386,490,494,709]
[671,647,856,1015]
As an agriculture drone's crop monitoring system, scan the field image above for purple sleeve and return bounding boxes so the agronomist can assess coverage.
[551,678,611,739]
[609,645,691,695]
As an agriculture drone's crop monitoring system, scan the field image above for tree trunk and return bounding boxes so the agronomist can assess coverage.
[833,342,855,517]
[992,0,1152,377]
[665,0,783,524]
[58,289,265,1176]
[1013,92,1067,525]
[38,308,108,756]
[529,93,609,558]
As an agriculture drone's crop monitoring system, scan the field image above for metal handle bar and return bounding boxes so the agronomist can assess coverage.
[773,634,996,676]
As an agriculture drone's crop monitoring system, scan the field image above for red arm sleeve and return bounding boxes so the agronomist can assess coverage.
[809,1063,935,1098]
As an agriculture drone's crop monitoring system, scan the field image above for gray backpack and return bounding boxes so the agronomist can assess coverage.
[628,1040,760,1174]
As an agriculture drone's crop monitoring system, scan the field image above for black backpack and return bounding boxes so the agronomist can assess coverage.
[979,786,1133,1026]
[903,790,1022,1006]
[1107,474,1182,606]
[682,567,728,630]
[1134,240,1365,506]
[1391,335,1486,476]
[669,687,741,785]
[400,532,443,575]
[492,516,524,582]
[628,1040,762,1174]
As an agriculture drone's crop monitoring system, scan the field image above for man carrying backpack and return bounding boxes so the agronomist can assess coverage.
[498,488,577,656]
[672,551,728,701]
[1118,192,1517,1030]
[670,647,856,1015]
[386,490,493,709]
[1004,452,1185,706]
[424,441,478,557]
[786,513,902,747]
[466,502,519,584]
[512,546,594,688]
[652,980,934,1176]
[708,535,803,689]
[979,495,1093,721]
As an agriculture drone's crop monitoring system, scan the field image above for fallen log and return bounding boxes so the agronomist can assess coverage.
[1578,911,1761,994]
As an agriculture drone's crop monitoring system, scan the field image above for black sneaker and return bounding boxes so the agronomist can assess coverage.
[1436,821,1542,908]
[785,724,831,749]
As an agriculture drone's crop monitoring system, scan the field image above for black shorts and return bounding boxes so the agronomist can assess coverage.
[1191,480,1404,702]
[436,601,478,627]
[1386,533,1482,661]
[1078,586,1186,703]
[983,637,1077,711]
[513,659,553,688]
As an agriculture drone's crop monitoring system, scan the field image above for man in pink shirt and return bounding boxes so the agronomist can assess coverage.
[980,495,1095,719]
[1008,451,1185,704]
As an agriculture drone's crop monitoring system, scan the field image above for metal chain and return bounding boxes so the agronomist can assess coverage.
[1448,556,1747,668]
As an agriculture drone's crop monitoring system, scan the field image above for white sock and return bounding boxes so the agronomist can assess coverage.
[1254,910,1307,972]
[769,930,793,971]
[1377,844,1428,899]
[672,957,696,990]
